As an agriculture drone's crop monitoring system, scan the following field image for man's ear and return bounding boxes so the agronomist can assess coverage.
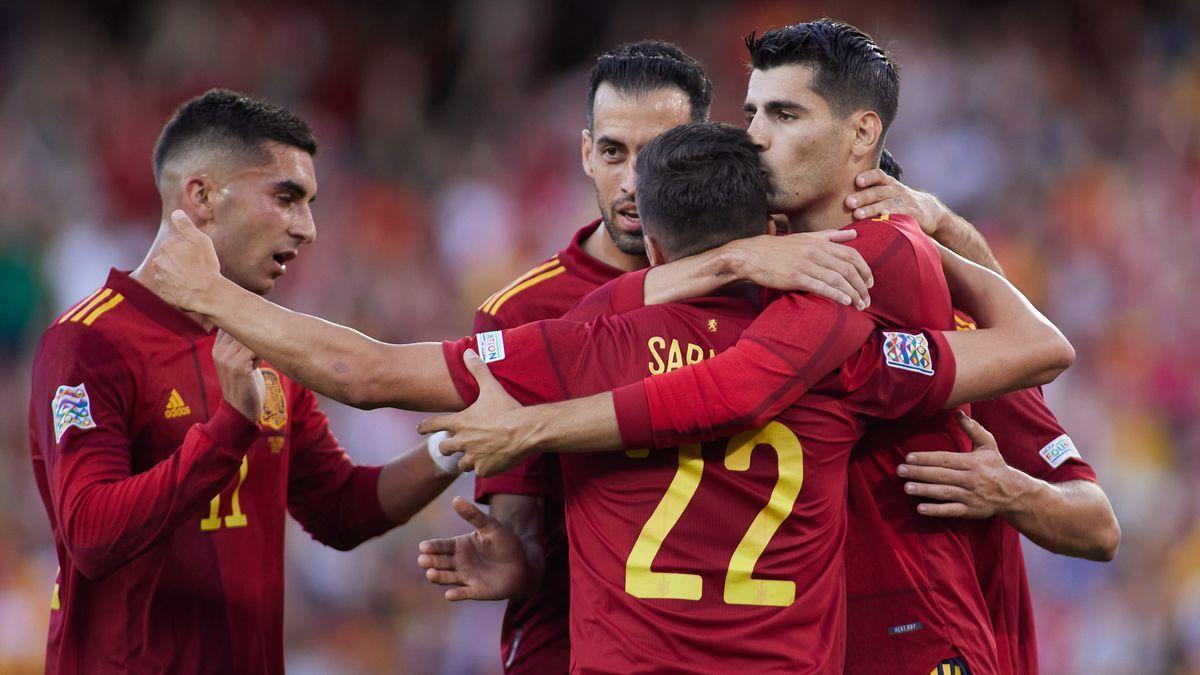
[644,232,667,267]
[849,110,883,161]
[581,129,595,179]
[181,174,217,227]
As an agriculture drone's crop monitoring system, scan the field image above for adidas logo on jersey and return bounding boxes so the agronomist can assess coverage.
[164,389,192,419]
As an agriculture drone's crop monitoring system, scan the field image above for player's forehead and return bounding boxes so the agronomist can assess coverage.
[744,64,821,108]
[592,83,692,148]
[236,141,317,193]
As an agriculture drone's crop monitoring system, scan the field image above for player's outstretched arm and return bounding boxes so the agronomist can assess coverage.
[152,210,464,412]
[846,168,1004,275]
[939,245,1074,407]
[417,496,538,601]
[898,412,1120,561]
[638,229,873,309]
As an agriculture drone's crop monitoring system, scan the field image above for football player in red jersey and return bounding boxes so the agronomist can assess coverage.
[148,122,1071,672]
[441,41,879,674]
[27,90,463,674]
[418,20,1115,674]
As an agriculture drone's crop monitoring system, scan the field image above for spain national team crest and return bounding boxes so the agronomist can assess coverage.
[258,369,288,431]
[52,383,96,442]
[882,332,934,376]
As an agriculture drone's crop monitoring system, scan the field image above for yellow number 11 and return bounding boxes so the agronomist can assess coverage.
[625,422,804,607]
[201,456,250,531]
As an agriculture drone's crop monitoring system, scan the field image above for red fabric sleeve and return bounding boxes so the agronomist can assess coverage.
[612,218,933,449]
[559,269,648,322]
[31,327,258,580]
[822,328,957,420]
[286,385,395,551]
[451,318,594,501]
[970,388,1098,484]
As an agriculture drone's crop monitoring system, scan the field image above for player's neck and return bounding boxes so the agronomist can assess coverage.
[785,183,857,233]
[130,224,216,332]
[582,224,649,272]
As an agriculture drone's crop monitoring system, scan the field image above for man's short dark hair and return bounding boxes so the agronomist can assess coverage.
[152,89,317,182]
[746,19,899,141]
[586,41,713,129]
[636,123,771,260]
[880,148,903,180]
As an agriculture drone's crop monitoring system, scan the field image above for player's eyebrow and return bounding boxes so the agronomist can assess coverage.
[595,135,627,149]
[761,100,807,114]
[275,179,316,203]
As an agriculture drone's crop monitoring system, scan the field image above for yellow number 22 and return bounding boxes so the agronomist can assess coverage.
[625,422,804,607]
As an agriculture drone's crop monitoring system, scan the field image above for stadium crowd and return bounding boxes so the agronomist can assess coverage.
[0,1,1196,672]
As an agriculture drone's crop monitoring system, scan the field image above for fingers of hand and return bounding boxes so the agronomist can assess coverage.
[418,539,456,555]
[425,568,463,586]
[795,277,850,307]
[853,169,891,190]
[445,587,476,602]
[820,250,870,306]
[417,553,457,570]
[812,265,862,308]
[896,463,971,487]
[905,482,970,502]
[417,416,452,435]
[916,502,969,518]
[457,455,475,473]
[905,451,971,470]
[829,245,874,289]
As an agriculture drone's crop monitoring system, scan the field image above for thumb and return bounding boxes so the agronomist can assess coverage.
[170,209,202,239]
[463,349,502,393]
[452,496,494,532]
[957,410,995,449]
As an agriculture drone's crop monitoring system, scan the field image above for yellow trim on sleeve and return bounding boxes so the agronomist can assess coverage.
[481,258,561,314]
[81,293,124,326]
[65,288,111,323]
[487,266,567,315]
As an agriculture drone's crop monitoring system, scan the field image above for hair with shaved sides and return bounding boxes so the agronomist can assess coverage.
[586,40,713,130]
[746,19,900,139]
[152,89,316,184]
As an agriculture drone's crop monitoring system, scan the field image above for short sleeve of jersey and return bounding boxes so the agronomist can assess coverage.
[970,388,1098,484]
[821,328,957,419]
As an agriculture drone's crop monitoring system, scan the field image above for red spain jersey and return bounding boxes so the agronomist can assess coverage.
[473,221,627,673]
[954,311,1100,675]
[603,216,999,673]
[443,277,957,674]
[28,269,395,675]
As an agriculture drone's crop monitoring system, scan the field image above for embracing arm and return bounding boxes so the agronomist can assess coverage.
[195,279,462,411]
[939,244,1074,407]
[152,210,463,412]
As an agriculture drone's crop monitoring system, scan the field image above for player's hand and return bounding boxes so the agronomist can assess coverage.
[417,496,533,601]
[897,411,1029,519]
[213,329,265,422]
[153,209,222,313]
[846,169,949,237]
[729,230,873,310]
[417,349,532,477]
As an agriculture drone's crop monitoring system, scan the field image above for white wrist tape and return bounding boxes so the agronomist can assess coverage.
[427,430,464,475]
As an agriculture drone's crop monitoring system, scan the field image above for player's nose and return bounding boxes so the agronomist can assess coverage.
[619,161,638,196]
[291,211,316,245]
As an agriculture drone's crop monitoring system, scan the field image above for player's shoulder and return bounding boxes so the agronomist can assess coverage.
[845,213,925,247]
[38,282,136,358]
[477,254,587,326]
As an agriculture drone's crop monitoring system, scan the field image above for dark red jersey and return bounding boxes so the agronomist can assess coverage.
[603,216,999,673]
[442,276,957,674]
[28,269,395,675]
[472,221,627,673]
[952,313,1100,675]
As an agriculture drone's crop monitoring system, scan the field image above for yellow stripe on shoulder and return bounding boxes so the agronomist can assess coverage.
[80,293,125,326]
[487,266,567,315]
[480,257,561,314]
[57,288,105,324]
[954,315,977,331]
[65,288,112,324]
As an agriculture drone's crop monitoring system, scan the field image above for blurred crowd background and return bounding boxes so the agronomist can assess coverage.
[0,0,1197,673]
